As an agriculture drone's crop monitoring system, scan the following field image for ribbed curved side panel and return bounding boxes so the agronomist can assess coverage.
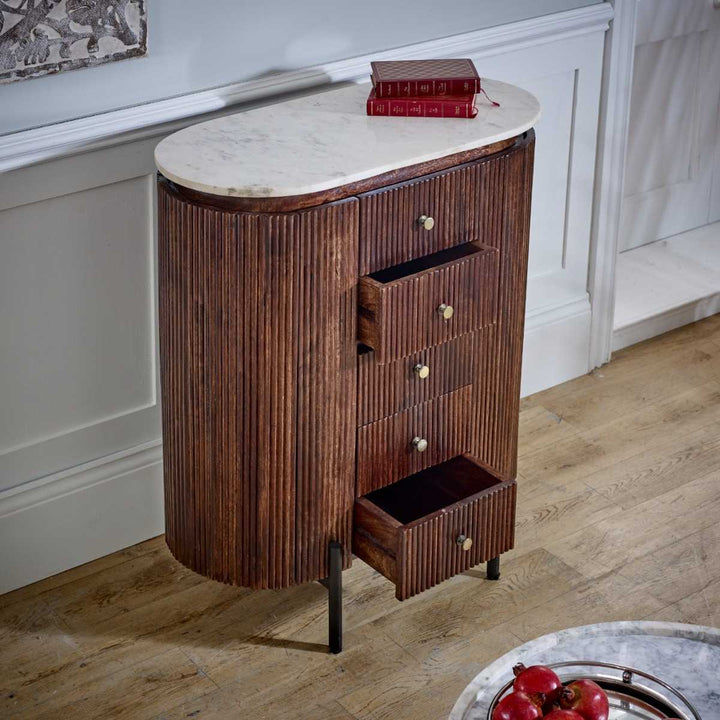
[158,182,357,588]
[356,386,471,495]
[357,332,477,426]
[468,136,535,480]
[294,203,358,583]
[396,479,516,600]
[358,244,499,363]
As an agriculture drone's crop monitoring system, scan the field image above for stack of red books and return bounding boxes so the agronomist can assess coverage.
[366,58,497,119]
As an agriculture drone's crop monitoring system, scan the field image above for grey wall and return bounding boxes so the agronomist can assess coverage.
[0,0,600,135]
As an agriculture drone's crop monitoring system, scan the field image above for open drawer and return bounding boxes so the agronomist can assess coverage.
[357,242,499,364]
[353,455,516,600]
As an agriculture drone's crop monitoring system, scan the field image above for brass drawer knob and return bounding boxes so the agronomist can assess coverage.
[411,436,428,453]
[413,363,430,379]
[417,214,435,231]
[456,534,473,551]
[437,303,454,320]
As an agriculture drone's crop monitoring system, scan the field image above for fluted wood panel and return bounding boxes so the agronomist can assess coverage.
[358,243,499,363]
[468,135,535,480]
[396,478,516,600]
[358,162,503,276]
[356,386,471,496]
[158,180,357,589]
[357,332,478,426]
[357,134,534,481]
[294,205,358,582]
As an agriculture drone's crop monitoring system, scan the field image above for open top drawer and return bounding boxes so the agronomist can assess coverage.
[358,242,499,364]
[353,455,516,600]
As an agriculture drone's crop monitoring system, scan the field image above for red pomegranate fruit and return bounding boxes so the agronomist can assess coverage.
[544,711,585,720]
[560,678,609,720]
[513,663,563,703]
[492,691,544,720]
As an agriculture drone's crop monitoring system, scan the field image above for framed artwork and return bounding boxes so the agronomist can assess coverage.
[0,0,147,84]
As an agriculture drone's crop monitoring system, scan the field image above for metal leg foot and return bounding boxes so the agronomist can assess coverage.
[327,541,343,654]
[487,555,500,581]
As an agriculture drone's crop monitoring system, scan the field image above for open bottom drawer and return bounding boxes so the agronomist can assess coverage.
[353,455,516,600]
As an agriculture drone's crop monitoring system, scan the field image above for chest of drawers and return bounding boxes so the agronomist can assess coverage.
[154,80,538,652]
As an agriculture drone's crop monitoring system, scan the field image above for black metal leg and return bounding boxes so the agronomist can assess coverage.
[327,541,343,654]
[487,555,500,580]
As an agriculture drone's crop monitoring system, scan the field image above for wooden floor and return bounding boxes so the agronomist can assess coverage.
[2,317,720,720]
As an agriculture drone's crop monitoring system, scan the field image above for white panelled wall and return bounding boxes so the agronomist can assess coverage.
[0,4,613,593]
[612,0,720,351]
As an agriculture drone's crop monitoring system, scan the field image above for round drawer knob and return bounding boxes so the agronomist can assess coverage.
[411,436,428,453]
[413,363,430,379]
[417,214,435,231]
[437,303,454,320]
[456,534,473,551]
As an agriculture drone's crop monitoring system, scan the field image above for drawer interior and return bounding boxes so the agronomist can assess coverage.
[363,455,503,524]
[367,242,483,285]
[353,454,516,599]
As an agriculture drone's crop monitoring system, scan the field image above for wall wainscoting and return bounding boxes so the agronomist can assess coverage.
[0,3,613,593]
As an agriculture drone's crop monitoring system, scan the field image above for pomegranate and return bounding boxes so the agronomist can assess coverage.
[544,711,585,720]
[492,691,544,720]
[513,663,562,703]
[560,678,609,720]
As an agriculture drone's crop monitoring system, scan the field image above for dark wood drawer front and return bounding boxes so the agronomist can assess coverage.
[356,386,470,496]
[353,455,516,600]
[357,333,475,426]
[358,243,499,364]
[357,148,511,276]
[359,164,473,276]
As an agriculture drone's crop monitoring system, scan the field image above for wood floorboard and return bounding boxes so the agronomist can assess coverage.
[1,317,720,719]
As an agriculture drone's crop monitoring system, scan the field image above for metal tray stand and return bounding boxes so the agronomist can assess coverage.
[487,660,702,720]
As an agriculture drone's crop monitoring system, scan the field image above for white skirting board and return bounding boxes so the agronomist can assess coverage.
[612,222,720,352]
[0,443,163,594]
[522,297,592,397]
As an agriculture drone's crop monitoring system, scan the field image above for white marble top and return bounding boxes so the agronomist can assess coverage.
[154,80,540,199]
[450,621,720,720]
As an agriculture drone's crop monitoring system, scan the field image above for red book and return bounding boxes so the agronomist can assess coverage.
[366,88,477,118]
[370,58,481,97]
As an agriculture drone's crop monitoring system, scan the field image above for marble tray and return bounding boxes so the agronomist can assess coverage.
[450,622,720,720]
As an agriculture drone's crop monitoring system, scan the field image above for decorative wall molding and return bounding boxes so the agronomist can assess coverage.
[0,3,613,172]
[0,439,160,518]
[587,0,638,367]
[522,297,592,396]
[0,441,163,593]
[525,294,590,333]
